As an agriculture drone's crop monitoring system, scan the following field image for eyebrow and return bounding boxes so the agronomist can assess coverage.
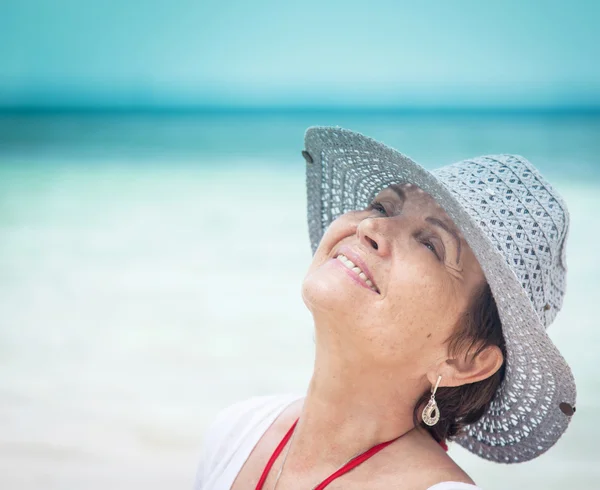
[425,217,462,265]
[388,184,406,203]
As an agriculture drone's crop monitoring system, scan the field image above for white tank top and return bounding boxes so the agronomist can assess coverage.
[194,394,482,490]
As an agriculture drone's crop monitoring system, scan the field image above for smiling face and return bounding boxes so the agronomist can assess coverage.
[302,183,487,378]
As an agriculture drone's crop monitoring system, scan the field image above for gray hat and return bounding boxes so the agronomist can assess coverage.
[302,126,576,463]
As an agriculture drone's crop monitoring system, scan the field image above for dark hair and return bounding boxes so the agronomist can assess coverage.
[414,281,507,443]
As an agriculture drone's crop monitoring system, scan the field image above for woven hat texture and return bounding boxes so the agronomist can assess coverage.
[303,126,576,463]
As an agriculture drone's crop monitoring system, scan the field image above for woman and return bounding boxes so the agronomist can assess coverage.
[196,127,576,489]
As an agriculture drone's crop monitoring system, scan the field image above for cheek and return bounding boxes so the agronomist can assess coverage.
[379,261,461,347]
[313,213,362,252]
[394,258,453,306]
[304,214,360,276]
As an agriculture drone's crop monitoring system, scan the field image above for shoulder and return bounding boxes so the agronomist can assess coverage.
[199,393,302,462]
[207,394,296,438]
[380,429,478,490]
[194,393,302,488]
[416,446,477,489]
[426,483,482,490]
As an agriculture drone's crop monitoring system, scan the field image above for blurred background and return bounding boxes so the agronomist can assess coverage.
[1,1,598,489]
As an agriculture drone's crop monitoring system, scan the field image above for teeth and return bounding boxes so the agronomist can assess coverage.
[335,254,379,293]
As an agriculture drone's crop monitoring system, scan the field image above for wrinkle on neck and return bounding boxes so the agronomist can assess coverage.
[285,339,427,470]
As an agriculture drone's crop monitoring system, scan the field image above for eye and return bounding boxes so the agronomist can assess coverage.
[422,239,441,260]
[368,200,388,216]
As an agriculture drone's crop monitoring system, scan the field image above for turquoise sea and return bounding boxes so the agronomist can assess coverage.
[0,112,598,489]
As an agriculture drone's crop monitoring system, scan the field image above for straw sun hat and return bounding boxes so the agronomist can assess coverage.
[301,127,576,463]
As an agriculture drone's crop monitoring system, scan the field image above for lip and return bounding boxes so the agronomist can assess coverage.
[334,245,380,293]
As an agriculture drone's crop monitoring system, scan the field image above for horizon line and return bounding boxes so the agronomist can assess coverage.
[2,104,600,116]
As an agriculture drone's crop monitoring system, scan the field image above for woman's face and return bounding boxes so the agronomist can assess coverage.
[302,183,487,375]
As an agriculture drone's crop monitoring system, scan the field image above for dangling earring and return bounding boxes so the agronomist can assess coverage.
[422,375,442,426]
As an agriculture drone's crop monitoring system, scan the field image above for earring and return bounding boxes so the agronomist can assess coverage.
[422,375,442,426]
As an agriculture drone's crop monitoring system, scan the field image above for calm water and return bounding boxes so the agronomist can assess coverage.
[0,113,598,489]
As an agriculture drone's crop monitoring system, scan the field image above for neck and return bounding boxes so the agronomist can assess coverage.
[286,339,427,470]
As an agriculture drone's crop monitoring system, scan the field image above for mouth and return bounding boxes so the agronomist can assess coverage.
[334,252,380,294]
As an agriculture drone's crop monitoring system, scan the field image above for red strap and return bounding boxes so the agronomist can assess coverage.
[255,419,298,490]
[255,418,448,490]
[314,437,397,489]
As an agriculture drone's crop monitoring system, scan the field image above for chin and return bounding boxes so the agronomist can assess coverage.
[301,264,357,315]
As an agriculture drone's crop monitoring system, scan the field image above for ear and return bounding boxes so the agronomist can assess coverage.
[429,345,504,388]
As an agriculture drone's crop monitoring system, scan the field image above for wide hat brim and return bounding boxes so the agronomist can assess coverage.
[303,126,576,463]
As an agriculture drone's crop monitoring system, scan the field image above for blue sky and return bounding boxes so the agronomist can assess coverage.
[1,0,599,108]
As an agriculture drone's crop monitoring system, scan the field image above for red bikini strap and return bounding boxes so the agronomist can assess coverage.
[313,437,398,489]
[255,418,298,489]
[255,417,448,490]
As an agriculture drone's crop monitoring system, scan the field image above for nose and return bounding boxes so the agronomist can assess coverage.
[356,216,391,256]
